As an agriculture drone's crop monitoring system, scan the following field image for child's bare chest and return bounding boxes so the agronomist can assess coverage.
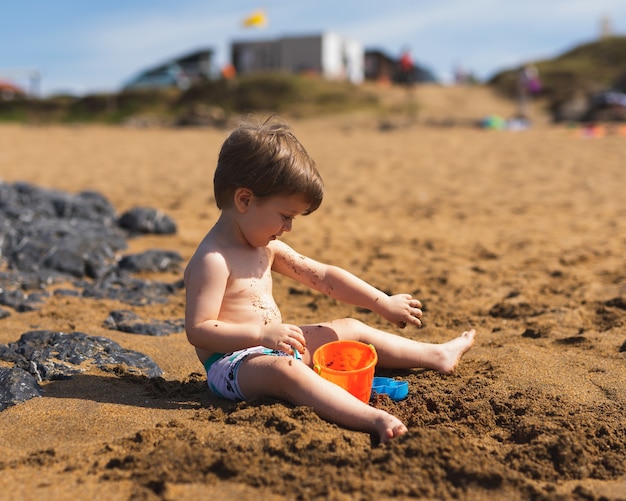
[222,250,281,324]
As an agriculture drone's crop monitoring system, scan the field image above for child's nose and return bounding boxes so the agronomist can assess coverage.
[282,220,293,232]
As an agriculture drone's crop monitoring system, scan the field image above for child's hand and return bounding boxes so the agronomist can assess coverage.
[261,323,307,355]
[382,294,422,328]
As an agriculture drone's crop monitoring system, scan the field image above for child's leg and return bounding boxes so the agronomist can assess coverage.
[301,319,475,374]
[237,354,407,444]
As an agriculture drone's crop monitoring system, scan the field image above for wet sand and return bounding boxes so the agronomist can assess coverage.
[0,86,625,500]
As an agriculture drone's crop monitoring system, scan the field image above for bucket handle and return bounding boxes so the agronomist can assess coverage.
[356,344,376,367]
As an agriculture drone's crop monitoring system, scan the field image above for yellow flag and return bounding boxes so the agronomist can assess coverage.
[242,10,267,28]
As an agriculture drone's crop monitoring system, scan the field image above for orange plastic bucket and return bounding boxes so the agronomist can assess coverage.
[313,340,377,403]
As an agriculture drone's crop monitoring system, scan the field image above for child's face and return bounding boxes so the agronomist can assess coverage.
[241,193,310,247]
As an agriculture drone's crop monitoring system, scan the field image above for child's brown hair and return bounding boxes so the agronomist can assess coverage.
[214,118,324,215]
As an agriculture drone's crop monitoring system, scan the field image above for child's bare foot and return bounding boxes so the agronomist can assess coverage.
[374,411,408,444]
[435,329,476,374]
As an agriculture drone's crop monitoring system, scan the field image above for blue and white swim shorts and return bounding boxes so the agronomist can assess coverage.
[203,346,302,401]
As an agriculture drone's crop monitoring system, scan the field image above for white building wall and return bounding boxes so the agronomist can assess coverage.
[343,37,364,84]
[232,33,364,84]
[321,33,363,84]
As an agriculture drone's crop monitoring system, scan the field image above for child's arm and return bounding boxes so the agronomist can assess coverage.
[184,250,306,354]
[271,240,422,328]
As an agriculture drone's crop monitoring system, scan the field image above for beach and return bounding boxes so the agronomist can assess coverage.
[0,85,625,500]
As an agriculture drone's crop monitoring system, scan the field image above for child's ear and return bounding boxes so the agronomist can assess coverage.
[234,188,253,213]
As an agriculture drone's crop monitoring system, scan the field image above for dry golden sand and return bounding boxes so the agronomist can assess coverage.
[0,86,625,500]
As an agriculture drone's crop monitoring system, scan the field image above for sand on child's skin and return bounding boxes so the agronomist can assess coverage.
[0,85,625,500]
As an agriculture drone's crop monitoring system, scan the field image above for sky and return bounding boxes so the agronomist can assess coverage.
[1,0,624,96]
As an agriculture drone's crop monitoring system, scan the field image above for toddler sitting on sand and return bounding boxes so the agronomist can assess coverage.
[184,118,475,444]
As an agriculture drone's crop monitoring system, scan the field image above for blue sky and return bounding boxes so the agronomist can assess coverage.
[2,0,624,96]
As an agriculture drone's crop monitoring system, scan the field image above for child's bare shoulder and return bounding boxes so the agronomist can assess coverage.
[185,236,229,279]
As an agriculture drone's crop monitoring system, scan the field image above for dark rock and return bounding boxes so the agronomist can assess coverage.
[0,182,117,224]
[0,330,163,380]
[104,309,184,336]
[118,207,177,235]
[6,218,125,279]
[118,249,183,273]
[0,343,25,364]
[0,367,43,411]
[0,308,10,320]
[81,275,184,306]
[53,289,81,298]
[0,182,182,312]
[0,269,64,291]
[0,289,48,312]
[0,181,126,279]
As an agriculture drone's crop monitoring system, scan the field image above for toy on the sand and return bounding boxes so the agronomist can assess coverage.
[313,340,377,403]
[371,377,409,401]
